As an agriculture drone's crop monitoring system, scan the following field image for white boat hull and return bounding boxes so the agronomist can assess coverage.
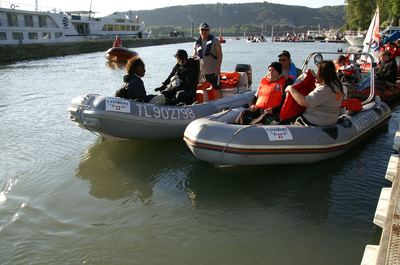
[183,101,391,166]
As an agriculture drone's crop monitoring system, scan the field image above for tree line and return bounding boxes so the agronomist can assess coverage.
[345,0,400,30]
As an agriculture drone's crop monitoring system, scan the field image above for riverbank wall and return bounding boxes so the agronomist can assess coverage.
[0,37,194,65]
[361,126,400,264]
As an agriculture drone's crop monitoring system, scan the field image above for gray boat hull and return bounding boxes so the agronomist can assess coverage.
[68,91,255,140]
[183,101,391,166]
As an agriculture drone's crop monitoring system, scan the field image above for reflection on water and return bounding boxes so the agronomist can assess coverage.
[76,139,192,202]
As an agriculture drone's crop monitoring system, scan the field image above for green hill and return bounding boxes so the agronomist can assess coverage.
[121,3,345,36]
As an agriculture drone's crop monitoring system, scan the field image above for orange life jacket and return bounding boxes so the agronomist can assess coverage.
[255,76,285,110]
[219,72,240,88]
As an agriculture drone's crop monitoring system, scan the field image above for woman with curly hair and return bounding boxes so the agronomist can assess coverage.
[115,56,156,102]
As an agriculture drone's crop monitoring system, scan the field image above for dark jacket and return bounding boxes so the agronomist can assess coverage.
[162,58,199,92]
[123,74,152,102]
[377,59,398,84]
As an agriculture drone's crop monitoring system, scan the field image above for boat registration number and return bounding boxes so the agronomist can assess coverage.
[264,127,293,141]
[137,105,196,120]
[105,98,130,113]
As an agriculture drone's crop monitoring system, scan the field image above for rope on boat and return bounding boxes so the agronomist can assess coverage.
[220,124,258,162]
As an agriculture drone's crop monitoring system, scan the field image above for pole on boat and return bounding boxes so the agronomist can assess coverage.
[35,0,38,11]
[88,0,93,20]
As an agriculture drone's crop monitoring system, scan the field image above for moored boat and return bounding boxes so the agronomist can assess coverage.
[183,52,391,166]
[68,65,254,140]
[0,6,150,45]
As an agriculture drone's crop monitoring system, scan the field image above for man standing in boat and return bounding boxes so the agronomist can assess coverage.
[193,22,223,88]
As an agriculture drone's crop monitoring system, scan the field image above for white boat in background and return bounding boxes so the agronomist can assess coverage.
[344,32,364,46]
[0,6,150,45]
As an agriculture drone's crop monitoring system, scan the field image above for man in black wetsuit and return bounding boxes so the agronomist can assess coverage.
[155,49,199,105]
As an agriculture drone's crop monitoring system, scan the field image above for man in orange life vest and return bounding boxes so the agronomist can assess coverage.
[235,62,286,125]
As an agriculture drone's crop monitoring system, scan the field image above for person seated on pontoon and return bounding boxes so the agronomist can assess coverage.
[278,50,298,86]
[235,62,286,125]
[155,49,199,105]
[113,35,122,48]
[115,56,161,103]
[376,50,398,92]
[285,60,344,126]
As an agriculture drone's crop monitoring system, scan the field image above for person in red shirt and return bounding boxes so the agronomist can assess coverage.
[113,35,122,47]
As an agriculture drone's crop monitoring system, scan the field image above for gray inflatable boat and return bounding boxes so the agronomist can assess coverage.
[183,52,391,166]
[68,88,255,140]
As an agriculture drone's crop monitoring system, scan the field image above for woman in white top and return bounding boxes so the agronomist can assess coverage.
[285,60,344,126]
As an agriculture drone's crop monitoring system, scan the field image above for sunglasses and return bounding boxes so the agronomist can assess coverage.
[201,28,209,32]
[278,58,287,62]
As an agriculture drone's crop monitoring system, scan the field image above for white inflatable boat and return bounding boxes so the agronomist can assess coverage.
[183,52,391,166]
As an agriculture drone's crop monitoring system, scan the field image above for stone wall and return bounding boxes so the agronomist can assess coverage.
[0,37,194,65]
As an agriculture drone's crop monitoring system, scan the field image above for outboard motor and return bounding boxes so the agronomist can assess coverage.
[235,64,252,87]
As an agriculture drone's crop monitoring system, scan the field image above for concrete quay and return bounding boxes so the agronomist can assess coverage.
[361,129,400,264]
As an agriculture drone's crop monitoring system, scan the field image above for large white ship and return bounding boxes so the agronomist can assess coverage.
[0,4,150,45]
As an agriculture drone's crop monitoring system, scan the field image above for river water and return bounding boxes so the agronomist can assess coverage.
[0,39,398,264]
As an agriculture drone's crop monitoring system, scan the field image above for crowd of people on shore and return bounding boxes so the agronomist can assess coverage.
[112,22,400,128]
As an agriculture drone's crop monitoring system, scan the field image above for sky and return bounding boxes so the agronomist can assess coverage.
[2,0,344,16]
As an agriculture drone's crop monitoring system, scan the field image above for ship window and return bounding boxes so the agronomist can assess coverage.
[28,32,38,39]
[24,15,34,27]
[7,13,19,26]
[103,24,113,31]
[12,32,23,40]
[42,32,51,39]
[38,16,47,27]
[0,32,6,40]
[115,24,124,31]
[55,32,63,39]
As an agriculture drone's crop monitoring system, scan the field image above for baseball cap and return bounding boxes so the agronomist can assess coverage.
[278,50,291,59]
[199,22,210,30]
[268,62,282,75]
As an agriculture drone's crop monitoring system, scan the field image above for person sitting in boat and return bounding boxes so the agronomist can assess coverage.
[113,35,122,48]
[335,55,360,84]
[278,50,298,86]
[285,60,344,126]
[115,56,158,103]
[376,50,398,92]
[193,22,223,89]
[235,62,286,125]
[154,49,199,105]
